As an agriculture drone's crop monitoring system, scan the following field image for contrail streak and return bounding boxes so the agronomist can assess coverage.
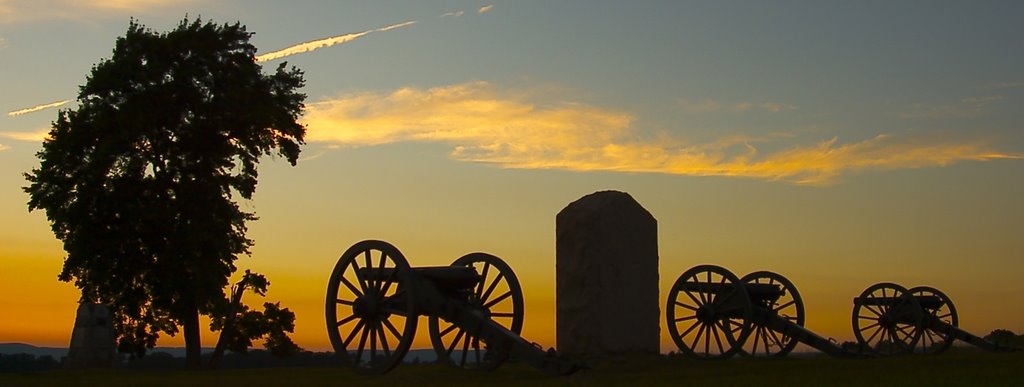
[8,100,70,117]
[10,21,417,117]
[255,20,417,63]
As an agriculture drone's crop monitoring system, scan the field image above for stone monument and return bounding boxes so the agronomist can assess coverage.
[556,190,659,355]
[66,302,118,368]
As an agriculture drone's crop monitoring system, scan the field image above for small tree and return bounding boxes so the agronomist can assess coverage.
[984,329,1020,347]
[25,18,305,369]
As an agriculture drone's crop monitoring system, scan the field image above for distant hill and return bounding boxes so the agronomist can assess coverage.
[0,343,66,359]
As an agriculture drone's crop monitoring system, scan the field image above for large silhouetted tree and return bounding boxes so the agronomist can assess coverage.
[24,18,305,369]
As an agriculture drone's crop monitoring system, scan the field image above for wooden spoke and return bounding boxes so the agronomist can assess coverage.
[339,275,364,299]
[378,322,391,358]
[335,314,357,327]
[382,317,403,341]
[484,290,512,308]
[343,320,365,348]
[447,329,466,356]
[481,272,505,302]
[354,325,369,364]
[475,262,490,297]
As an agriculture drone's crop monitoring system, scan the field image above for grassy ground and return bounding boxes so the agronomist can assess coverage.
[2,348,1020,386]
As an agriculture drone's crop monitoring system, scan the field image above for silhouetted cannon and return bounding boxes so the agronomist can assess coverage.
[666,265,856,359]
[325,240,580,375]
[852,283,1020,355]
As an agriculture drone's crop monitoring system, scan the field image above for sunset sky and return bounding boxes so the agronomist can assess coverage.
[1,1,1022,353]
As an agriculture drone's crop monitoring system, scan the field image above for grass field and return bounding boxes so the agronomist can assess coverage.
[2,348,1021,386]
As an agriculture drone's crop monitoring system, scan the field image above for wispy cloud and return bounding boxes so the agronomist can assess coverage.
[0,0,194,24]
[990,81,1024,89]
[441,10,465,18]
[0,37,7,50]
[0,128,49,142]
[899,95,1003,118]
[680,98,795,113]
[0,143,9,152]
[7,100,70,117]
[303,81,1019,185]
[255,20,416,63]
[479,4,495,14]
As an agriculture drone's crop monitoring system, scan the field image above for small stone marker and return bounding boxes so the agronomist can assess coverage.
[66,302,118,368]
[556,190,659,356]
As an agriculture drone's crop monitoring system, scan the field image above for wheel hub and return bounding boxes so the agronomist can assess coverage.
[696,305,716,323]
[353,294,391,320]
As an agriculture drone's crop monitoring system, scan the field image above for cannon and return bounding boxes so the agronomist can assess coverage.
[325,240,580,375]
[852,283,1020,355]
[666,265,856,359]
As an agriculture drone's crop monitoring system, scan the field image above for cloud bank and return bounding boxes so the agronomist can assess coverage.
[255,21,416,62]
[303,81,1020,185]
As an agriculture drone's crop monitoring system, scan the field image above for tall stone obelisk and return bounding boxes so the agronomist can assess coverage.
[556,190,659,355]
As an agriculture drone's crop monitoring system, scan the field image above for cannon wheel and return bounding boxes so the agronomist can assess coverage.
[909,286,958,354]
[326,240,417,374]
[666,265,753,359]
[428,252,524,370]
[738,271,804,358]
[852,282,922,356]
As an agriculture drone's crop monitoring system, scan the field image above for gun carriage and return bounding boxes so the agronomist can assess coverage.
[666,265,853,359]
[852,283,1019,355]
[667,265,1020,359]
[325,240,580,375]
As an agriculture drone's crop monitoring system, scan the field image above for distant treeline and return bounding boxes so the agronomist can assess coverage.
[1,348,439,372]
[0,353,61,372]
[3,330,1021,372]
[984,330,1024,348]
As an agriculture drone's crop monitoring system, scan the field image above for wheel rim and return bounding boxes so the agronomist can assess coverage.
[909,286,957,354]
[739,271,804,358]
[429,252,524,370]
[666,265,752,359]
[852,282,922,356]
[326,240,417,374]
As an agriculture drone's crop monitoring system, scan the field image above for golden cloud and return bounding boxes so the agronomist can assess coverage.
[303,81,1021,185]
[0,128,50,142]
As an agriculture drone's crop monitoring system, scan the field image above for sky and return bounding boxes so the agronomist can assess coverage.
[1,1,1023,354]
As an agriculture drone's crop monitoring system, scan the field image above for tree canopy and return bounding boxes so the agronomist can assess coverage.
[24,18,305,368]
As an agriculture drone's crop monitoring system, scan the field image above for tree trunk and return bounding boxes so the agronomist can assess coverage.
[208,282,247,369]
[183,303,203,370]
